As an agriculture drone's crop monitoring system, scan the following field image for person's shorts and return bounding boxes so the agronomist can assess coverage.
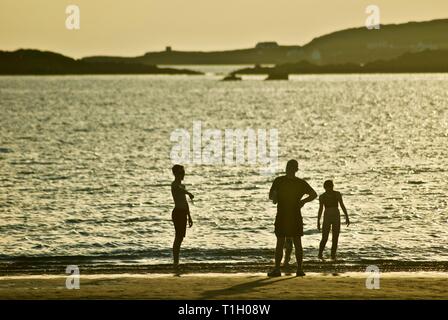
[172,207,189,238]
[274,213,303,237]
[323,207,341,233]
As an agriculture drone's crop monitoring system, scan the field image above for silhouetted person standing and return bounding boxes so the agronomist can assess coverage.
[171,165,194,269]
[268,160,317,277]
[317,180,350,261]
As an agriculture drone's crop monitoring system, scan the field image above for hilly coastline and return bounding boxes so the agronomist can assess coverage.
[0,50,202,75]
[83,43,302,66]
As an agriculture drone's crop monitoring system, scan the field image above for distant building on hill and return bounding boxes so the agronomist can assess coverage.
[255,42,279,49]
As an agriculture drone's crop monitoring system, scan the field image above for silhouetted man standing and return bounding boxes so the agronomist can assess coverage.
[268,159,317,277]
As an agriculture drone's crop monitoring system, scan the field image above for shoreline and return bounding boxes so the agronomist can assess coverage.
[1,260,447,276]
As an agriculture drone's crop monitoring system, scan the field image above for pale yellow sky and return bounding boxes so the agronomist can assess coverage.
[1,0,447,58]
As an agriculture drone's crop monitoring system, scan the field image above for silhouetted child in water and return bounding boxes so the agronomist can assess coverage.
[171,165,194,269]
[317,180,350,261]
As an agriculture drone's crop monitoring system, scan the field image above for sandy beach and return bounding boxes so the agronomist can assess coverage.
[0,272,447,300]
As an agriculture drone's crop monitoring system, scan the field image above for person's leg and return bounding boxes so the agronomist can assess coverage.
[292,236,304,275]
[173,235,183,266]
[331,219,341,260]
[172,211,187,267]
[318,220,331,258]
[274,236,286,269]
[268,236,285,276]
[283,238,293,266]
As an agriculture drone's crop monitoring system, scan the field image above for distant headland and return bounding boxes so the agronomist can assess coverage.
[0,50,203,75]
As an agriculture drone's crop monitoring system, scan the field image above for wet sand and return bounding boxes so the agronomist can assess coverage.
[2,260,447,276]
[0,272,447,299]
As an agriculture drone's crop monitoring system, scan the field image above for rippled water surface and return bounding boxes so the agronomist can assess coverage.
[1,74,447,264]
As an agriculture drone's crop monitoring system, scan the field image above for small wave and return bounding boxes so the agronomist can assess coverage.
[10,160,56,165]
[73,187,104,193]
[231,185,260,190]
[0,147,13,153]
[65,218,84,224]
[144,183,171,187]
[123,217,153,223]
[73,128,91,132]
[303,229,321,236]
[17,171,35,175]
[408,180,426,185]
[16,136,37,141]
[32,244,47,249]
[40,175,71,181]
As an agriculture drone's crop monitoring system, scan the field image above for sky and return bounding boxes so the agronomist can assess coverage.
[1,0,447,58]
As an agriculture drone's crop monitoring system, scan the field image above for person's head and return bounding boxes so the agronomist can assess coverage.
[172,164,185,180]
[285,159,299,176]
[324,180,334,191]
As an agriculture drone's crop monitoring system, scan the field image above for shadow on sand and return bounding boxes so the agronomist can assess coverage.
[200,276,292,299]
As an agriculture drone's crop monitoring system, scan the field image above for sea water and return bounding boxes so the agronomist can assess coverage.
[1,73,447,265]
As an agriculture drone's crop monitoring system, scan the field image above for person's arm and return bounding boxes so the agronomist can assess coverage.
[177,184,194,200]
[317,198,323,231]
[175,184,194,227]
[299,181,318,207]
[187,211,193,227]
[269,178,278,204]
[339,193,350,227]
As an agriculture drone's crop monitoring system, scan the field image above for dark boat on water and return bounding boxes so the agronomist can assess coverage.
[221,73,242,81]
